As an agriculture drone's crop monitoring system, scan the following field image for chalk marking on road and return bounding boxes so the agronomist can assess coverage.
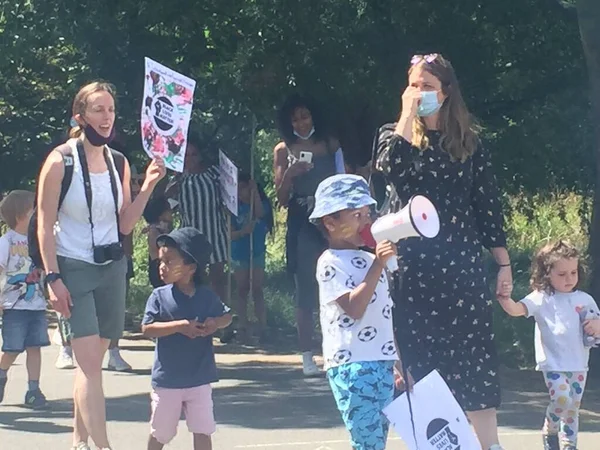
[233,431,543,448]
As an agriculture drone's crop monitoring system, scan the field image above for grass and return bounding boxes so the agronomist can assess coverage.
[126,192,590,368]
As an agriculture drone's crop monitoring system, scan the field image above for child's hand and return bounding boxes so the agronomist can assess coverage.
[198,318,218,337]
[375,240,397,266]
[394,364,415,393]
[584,319,600,337]
[179,319,203,339]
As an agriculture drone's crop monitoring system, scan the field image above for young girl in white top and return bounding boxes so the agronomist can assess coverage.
[497,240,600,450]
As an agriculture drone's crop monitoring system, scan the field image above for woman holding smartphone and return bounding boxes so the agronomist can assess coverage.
[273,94,345,376]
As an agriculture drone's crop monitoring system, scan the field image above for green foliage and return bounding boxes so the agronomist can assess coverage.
[2,1,599,364]
[0,0,594,194]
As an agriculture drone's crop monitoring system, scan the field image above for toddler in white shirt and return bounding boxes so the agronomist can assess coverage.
[497,240,600,450]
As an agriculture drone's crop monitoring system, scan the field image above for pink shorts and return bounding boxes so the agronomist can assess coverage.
[150,384,216,444]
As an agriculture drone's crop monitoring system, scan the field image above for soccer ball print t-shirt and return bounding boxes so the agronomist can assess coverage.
[317,249,397,370]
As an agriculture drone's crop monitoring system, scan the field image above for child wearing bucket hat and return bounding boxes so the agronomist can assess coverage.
[310,174,406,450]
[141,227,232,450]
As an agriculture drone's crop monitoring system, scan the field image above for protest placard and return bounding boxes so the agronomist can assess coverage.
[219,150,238,216]
[141,57,196,172]
[383,370,481,450]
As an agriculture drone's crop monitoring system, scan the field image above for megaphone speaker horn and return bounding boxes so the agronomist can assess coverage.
[409,195,440,239]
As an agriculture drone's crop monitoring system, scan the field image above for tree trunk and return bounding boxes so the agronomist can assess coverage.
[578,0,600,369]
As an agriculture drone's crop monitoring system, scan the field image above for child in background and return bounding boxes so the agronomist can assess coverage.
[143,196,174,288]
[497,240,600,450]
[309,174,407,450]
[230,173,273,342]
[142,227,232,450]
[0,190,49,409]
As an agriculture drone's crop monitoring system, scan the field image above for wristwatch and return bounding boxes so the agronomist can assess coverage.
[45,272,63,286]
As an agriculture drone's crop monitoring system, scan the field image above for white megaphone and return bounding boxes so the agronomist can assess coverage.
[363,195,440,272]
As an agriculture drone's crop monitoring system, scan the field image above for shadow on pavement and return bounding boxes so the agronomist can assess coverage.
[0,400,72,434]
[213,361,341,430]
[2,358,599,436]
[120,333,322,357]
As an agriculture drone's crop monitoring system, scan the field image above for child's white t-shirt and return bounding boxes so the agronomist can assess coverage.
[520,290,598,372]
[317,249,398,370]
[0,230,46,310]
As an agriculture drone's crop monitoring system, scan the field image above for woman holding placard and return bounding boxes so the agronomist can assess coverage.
[273,94,345,376]
[36,81,165,450]
[373,54,511,450]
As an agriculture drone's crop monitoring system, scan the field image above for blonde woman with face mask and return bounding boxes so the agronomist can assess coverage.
[373,54,511,450]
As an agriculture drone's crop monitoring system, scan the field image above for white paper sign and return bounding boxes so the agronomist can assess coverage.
[141,57,196,172]
[219,150,238,216]
[383,370,481,450]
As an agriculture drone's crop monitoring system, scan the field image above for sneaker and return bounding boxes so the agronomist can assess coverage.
[489,446,505,450]
[55,346,75,370]
[542,434,560,450]
[0,377,7,403]
[24,389,49,410]
[302,352,320,377]
[71,443,91,450]
[52,328,63,346]
[562,446,578,450]
[107,348,132,372]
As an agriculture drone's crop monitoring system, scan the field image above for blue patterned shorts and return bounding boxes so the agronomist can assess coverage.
[327,360,395,450]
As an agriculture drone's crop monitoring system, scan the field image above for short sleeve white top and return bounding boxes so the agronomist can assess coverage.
[521,290,599,372]
[317,249,398,370]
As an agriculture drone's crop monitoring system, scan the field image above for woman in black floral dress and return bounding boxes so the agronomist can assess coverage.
[374,54,512,450]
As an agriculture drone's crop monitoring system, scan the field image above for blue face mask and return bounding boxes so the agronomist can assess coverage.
[417,91,442,117]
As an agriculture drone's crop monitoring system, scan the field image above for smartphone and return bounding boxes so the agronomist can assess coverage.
[299,151,313,164]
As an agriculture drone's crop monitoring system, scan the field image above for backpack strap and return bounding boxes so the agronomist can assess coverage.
[54,143,75,210]
[110,149,126,183]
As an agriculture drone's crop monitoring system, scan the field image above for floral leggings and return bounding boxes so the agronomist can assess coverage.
[543,371,587,445]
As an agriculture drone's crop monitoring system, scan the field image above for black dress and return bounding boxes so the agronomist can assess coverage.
[374,124,507,411]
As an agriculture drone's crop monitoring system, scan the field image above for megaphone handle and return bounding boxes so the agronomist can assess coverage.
[387,257,399,272]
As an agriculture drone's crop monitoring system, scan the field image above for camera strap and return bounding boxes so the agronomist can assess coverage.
[76,140,122,249]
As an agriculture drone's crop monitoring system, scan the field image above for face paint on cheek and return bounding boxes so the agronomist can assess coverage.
[338,223,357,239]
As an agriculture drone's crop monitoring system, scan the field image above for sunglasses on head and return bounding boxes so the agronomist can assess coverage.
[411,53,439,65]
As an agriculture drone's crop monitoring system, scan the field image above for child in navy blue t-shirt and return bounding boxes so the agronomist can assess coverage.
[142,228,232,450]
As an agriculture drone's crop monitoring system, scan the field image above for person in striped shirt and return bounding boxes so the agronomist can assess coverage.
[174,133,229,307]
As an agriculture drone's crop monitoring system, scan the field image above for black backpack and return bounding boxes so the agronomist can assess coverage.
[28,143,125,270]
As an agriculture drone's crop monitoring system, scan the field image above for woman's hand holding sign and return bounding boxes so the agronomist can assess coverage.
[144,158,167,189]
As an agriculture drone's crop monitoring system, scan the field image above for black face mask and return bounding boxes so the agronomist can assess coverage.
[83,123,115,147]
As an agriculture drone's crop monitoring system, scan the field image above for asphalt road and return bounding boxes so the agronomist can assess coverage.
[0,337,598,450]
